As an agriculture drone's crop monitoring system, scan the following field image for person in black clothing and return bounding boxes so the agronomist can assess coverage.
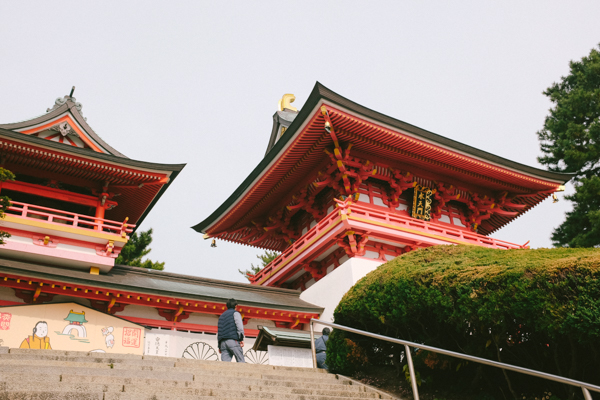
[315,327,330,370]
[217,298,245,362]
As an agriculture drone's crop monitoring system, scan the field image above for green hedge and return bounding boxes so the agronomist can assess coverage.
[329,245,600,398]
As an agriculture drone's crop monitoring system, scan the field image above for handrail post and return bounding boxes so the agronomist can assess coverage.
[404,344,420,399]
[582,387,592,400]
[310,319,317,369]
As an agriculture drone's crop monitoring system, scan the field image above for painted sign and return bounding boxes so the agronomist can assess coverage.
[268,345,312,368]
[122,327,141,348]
[412,185,433,221]
[0,312,11,330]
[0,302,144,355]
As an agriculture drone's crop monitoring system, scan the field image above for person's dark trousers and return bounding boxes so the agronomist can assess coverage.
[220,339,245,362]
[316,352,328,370]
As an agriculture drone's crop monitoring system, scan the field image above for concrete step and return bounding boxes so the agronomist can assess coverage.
[59,374,355,391]
[0,349,398,400]
[0,383,380,400]
[1,352,328,376]
[0,392,104,400]
[118,381,380,398]
[121,384,381,399]
[5,349,329,374]
[7,348,141,358]
[0,373,61,383]
[173,356,329,373]
[175,362,337,381]
[106,394,377,400]
[1,381,124,393]
[0,354,176,368]
[103,395,214,400]
[0,366,194,381]
[0,358,335,380]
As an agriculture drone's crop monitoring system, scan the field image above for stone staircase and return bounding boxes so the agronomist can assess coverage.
[0,348,398,400]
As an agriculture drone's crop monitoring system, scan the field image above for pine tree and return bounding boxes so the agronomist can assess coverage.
[238,250,279,281]
[115,228,165,270]
[0,167,15,245]
[537,45,600,247]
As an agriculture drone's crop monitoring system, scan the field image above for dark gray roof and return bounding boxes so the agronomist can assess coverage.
[0,257,323,313]
[265,110,298,155]
[0,96,126,157]
[0,127,185,173]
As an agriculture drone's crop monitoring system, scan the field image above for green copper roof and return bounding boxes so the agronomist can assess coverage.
[64,310,88,324]
[252,325,324,351]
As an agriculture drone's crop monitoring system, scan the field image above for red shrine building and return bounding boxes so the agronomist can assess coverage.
[194,83,572,323]
[0,84,573,362]
[0,92,322,361]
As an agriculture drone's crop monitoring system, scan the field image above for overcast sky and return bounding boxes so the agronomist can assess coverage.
[0,2,598,282]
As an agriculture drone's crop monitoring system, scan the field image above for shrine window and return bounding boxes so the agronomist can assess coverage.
[395,187,413,215]
[356,182,388,208]
[434,201,467,228]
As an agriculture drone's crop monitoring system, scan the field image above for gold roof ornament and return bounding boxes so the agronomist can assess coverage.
[278,94,298,112]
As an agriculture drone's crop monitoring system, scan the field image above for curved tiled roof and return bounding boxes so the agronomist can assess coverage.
[0,257,322,313]
[193,82,573,236]
[0,96,126,157]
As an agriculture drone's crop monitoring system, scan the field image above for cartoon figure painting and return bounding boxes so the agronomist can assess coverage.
[101,326,114,348]
[0,302,144,355]
[62,310,87,338]
[19,321,52,349]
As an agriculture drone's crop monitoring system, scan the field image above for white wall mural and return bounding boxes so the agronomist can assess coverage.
[0,302,144,355]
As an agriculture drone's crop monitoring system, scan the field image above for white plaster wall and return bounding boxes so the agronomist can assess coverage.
[114,305,162,319]
[244,318,276,331]
[0,286,23,303]
[184,312,219,326]
[144,328,262,363]
[48,295,91,307]
[300,257,383,331]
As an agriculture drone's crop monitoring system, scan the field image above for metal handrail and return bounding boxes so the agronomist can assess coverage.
[310,319,598,400]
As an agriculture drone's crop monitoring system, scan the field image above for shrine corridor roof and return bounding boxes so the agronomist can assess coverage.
[193,82,573,237]
[0,257,322,313]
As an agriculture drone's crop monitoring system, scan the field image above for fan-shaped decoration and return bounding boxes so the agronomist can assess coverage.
[244,349,269,365]
[181,342,218,361]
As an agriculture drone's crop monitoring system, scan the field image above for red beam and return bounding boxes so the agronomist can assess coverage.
[119,316,260,338]
[1,180,118,209]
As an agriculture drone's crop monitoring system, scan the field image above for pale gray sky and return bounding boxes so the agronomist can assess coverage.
[1,2,598,282]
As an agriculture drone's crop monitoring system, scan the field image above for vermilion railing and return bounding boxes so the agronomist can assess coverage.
[248,208,344,284]
[5,201,134,237]
[250,202,523,285]
[347,202,522,250]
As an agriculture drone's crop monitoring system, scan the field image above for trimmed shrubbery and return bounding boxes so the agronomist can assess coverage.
[328,245,600,398]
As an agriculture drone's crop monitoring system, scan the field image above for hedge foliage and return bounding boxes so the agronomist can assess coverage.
[329,245,600,398]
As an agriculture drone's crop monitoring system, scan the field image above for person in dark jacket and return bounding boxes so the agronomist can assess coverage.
[217,298,245,362]
[315,327,330,370]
